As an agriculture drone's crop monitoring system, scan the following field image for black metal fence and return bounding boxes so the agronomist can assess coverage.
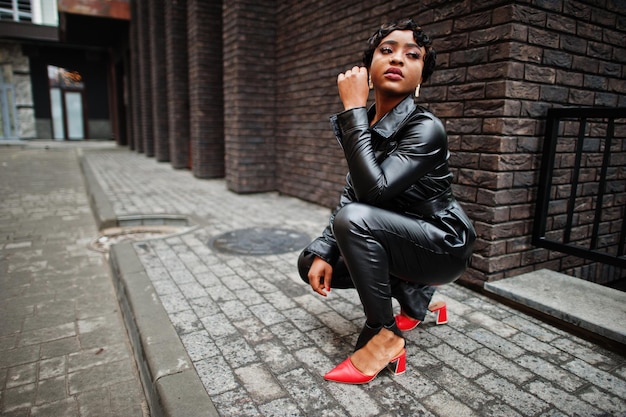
[533,107,626,271]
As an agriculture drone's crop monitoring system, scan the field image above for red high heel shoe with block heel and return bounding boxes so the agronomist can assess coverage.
[394,301,448,331]
[324,349,406,384]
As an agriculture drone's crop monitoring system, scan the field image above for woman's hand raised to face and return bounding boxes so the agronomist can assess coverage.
[337,66,370,111]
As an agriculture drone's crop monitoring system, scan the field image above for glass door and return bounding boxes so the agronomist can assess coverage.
[65,91,84,140]
[50,87,64,139]
[48,66,86,140]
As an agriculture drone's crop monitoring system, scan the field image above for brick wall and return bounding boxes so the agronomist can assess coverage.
[423,1,625,283]
[128,0,140,151]
[126,0,625,283]
[137,0,153,155]
[187,0,224,178]
[149,0,169,162]
[223,0,277,193]
[165,0,190,169]
[270,0,625,283]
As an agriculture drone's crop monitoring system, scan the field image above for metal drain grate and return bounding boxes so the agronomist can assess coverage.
[88,225,185,253]
[89,214,192,253]
[210,227,310,256]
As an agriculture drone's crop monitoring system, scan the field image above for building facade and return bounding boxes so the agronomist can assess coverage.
[3,0,625,285]
[0,0,127,140]
[0,0,58,139]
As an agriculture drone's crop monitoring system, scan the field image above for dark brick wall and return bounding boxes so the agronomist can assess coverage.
[418,0,625,283]
[126,0,625,283]
[165,0,190,169]
[274,1,355,207]
[128,0,140,151]
[137,0,153,155]
[223,0,277,193]
[269,0,625,284]
[149,0,169,162]
[187,0,224,178]
[274,1,424,208]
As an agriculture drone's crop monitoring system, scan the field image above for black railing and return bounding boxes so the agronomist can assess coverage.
[533,107,626,269]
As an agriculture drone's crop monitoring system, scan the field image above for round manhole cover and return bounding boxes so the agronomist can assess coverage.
[210,227,310,256]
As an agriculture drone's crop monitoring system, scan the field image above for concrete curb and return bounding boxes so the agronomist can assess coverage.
[79,152,219,417]
[109,242,219,417]
[78,150,118,229]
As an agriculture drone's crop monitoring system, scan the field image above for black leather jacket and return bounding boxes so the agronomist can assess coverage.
[305,95,475,266]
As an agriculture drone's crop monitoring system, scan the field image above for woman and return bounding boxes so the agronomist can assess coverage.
[297,18,475,384]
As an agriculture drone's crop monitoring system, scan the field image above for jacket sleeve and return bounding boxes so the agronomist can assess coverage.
[333,106,448,204]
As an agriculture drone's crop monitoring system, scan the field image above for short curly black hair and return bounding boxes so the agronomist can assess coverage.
[362,18,436,83]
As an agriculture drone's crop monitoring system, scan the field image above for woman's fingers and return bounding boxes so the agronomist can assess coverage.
[337,66,369,110]
[309,274,327,297]
[338,66,366,81]
[308,257,333,297]
[338,66,363,79]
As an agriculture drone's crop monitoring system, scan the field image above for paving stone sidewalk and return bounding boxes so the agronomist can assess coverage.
[0,143,148,416]
[3,141,625,417]
[80,146,626,417]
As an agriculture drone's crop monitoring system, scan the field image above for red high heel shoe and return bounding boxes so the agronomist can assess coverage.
[430,301,447,325]
[395,301,448,331]
[395,315,421,331]
[324,349,406,384]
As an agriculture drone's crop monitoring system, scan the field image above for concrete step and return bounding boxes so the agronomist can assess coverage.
[484,269,626,345]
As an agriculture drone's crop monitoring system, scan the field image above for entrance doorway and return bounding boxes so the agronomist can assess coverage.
[48,65,87,140]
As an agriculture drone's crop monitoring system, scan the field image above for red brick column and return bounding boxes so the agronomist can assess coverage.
[165,0,190,169]
[187,0,224,178]
[223,0,276,192]
[149,0,169,162]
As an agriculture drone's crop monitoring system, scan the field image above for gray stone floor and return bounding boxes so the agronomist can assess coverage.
[0,144,147,416]
[82,146,626,417]
[2,141,625,417]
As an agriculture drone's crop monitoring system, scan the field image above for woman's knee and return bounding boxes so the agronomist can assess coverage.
[333,203,374,238]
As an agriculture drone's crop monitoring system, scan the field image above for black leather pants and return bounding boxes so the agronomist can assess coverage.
[334,203,466,329]
[299,203,467,348]
[297,252,435,321]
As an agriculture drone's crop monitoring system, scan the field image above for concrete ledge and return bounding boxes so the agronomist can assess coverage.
[109,242,219,417]
[0,140,27,146]
[484,269,626,345]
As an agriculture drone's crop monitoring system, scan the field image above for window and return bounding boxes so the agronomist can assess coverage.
[0,0,33,22]
[0,0,58,25]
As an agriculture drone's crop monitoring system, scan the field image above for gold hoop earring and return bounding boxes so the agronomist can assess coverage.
[368,75,373,89]
[415,84,421,97]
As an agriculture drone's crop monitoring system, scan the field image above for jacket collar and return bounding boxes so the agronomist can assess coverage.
[368,95,416,139]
